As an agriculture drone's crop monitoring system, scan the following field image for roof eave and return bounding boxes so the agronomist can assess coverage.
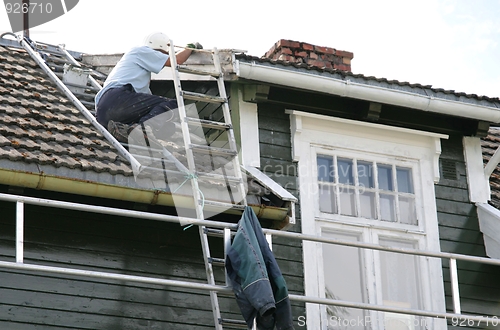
[0,166,292,228]
[236,60,500,124]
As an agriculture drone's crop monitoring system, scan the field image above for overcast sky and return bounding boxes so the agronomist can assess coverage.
[1,0,499,98]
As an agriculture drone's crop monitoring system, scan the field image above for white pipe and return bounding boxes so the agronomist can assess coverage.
[16,201,24,263]
[237,62,500,123]
[5,189,500,267]
[450,258,461,314]
[0,260,230,293]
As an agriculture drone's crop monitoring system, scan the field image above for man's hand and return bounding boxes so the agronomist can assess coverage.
[186,42,203,49]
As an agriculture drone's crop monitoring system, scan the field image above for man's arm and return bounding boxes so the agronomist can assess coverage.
[164,48,193,67]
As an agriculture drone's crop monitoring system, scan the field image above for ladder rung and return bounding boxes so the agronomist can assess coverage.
[186,117,231,130]
[70,91,97,100]
[181,91,226,104]
[208,257,225,267]
[196,171,242,183]
[204,227,236,238]
[204,227,223,237]
[190,144,237,157]
[177,65,220,77]
[219,318,248,328]
[80,100,96,107]
[64,81,100,92]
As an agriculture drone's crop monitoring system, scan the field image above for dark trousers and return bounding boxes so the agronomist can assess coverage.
[96,84,178,128]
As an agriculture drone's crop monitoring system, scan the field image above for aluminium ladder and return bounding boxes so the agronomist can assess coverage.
[168,41,249,329]
[14,34,250,329]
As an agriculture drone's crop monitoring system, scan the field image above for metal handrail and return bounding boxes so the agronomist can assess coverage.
[2,192,500,326]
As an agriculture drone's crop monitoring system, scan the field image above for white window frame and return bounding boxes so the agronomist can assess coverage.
[313,149,422,229]
[287,110,448,330]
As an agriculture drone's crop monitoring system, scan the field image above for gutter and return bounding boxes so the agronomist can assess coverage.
[237,61,500,123]
[0,168,290,224]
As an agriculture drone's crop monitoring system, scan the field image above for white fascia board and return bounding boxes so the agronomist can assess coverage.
[237,61,500,123]
[463,137,491,203]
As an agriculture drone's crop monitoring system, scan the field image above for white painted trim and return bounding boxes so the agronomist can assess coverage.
[289,112,303,162]
[291,111,448,329]
[288,110,447,184]
[463,137,491,203]
[234,88,261,168]
[286,110,448,140]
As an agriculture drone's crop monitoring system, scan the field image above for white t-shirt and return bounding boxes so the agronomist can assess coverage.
[95,46,169,105]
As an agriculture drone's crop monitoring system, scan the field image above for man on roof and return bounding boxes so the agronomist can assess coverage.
[94,32,202,143]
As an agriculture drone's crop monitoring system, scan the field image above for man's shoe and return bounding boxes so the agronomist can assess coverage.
[108,120,132,143]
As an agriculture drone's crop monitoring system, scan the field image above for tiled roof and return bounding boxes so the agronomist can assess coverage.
[0,44,279,211]
[482,128,500,208]
[0,45,133,176]
[236,54,500,105]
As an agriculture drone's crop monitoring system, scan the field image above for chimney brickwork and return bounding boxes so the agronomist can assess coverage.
[264,39,354,72]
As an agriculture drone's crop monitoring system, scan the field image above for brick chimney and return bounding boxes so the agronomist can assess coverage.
[263,39,354,72]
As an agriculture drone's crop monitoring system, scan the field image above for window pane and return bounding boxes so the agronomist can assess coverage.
[337,158,354,185]
[399,196,417,225]
[379,238,423,329]
[317,156,334,182]
[339,187,356,216]
[380,194,396,221]
[357,161,374,189]
[323,231,368,330]
[319,184,337,214]
[378,164,393,191]
[397,167,413,193]
[359,191,376,219]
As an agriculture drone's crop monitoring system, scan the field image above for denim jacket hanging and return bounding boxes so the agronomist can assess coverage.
[225,206,294,330]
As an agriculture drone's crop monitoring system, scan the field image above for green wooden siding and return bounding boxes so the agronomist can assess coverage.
[436,135,500,329]
[0,199,246,329]
[258,102,306,327]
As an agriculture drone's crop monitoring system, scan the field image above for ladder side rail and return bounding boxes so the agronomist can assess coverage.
[168,41,223,330]
[212,48,247,207]
[19,37,142,174]
[58,45,103,90]
[168,42,205,218]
